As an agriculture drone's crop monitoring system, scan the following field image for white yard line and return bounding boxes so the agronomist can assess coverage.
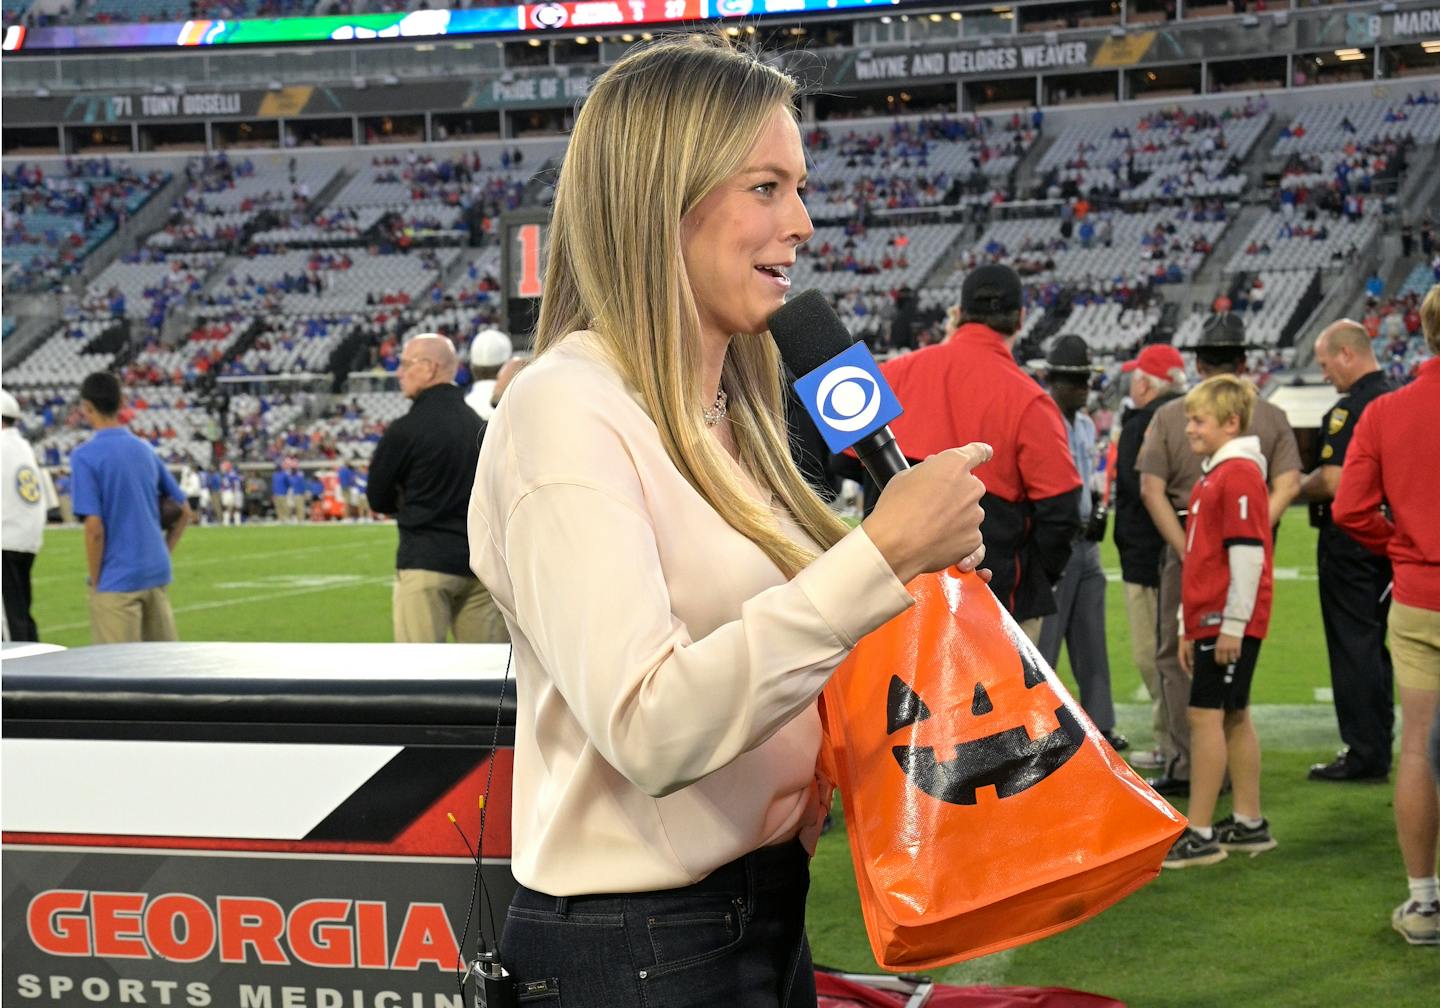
[41,575,394,633]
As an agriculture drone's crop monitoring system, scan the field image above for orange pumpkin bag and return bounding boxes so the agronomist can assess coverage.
[820,568,1186,971]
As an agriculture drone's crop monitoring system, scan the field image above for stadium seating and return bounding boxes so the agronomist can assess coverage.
[971,206,1226,287]
[83,253,223,323]
[1033,100,1271,201]
[1272,95,1440,157]
[1225,208,1380,274]
[1,317,122,386]
[792,223,956,294]
[3,160,172,290]
[1174,270,1318,349]
[298,391,409,463]
[6,81,1439,475]
[805,115,1035,216]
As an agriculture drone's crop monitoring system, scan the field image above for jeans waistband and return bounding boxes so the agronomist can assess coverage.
[518,838,808,914]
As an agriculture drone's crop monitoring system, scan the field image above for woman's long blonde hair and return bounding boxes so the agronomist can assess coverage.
[535,34,850,576]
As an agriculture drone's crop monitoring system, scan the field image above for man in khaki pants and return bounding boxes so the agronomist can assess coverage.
[367,334,507,643]
[70,372,193,643]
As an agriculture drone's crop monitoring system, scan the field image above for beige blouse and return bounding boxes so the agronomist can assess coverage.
[468,331,914,896]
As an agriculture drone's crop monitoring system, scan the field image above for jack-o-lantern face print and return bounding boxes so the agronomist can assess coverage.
[888,646,1084,806]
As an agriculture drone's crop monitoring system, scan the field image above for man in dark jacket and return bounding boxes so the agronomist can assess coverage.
[1114,343,1187,771]
[1301,319,1394,782]
[368,333,507,643]
[881,264,1080,642]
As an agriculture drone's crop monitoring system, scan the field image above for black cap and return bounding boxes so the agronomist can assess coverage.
[961,263,1023,315]
[1198,312,1250,349]
[1041,334,1097,376]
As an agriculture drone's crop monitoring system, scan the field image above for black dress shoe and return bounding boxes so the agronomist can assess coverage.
[1308,751,1388,782]
[1101,731,1130,752]
[1146,774,1190,797]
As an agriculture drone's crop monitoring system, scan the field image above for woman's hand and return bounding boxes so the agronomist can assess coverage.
[862,442,990,585]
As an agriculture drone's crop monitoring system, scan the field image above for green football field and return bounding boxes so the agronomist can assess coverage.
[23,515,1436,1005]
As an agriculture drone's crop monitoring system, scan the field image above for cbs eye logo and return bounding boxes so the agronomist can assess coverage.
[813,366,881,433]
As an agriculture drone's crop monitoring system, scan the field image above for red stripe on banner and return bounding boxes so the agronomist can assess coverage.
[4,749,514,858]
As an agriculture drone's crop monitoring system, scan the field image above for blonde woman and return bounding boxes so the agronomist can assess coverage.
[468,36,990,1005]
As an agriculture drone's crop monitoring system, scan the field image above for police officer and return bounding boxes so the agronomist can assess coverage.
[1302,319,1394,782]
[1,389,58,642]
[1136,314,1302,796]
[1035,335,1125,749]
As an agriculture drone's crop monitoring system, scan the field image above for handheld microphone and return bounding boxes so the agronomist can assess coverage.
[768,290,909,489]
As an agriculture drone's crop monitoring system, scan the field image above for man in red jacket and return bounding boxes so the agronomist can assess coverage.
[1333,284,1440,947]
[881,264,1080,642]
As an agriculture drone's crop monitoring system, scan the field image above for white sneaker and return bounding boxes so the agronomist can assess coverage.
[1392,900,1440,946]
[1128,748,1166,770]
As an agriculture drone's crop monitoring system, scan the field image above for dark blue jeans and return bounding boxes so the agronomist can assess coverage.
[499,839,817,1007]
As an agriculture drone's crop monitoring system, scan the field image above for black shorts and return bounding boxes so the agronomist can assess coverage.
[1189,635,1262,711]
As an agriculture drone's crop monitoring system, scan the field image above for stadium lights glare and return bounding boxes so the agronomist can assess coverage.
[527,37,541,46]
[929,13,942,21]
[880,15,891,22]
[575,35,588,44]
[621,33,635,42]
[1422,39,1440,53]
[1335,48,1367,61]
[950,12,962,20]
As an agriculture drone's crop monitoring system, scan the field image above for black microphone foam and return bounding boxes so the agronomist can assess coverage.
[768,289,854,378]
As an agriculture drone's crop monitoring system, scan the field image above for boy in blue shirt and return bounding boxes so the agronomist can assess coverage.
[71,372,192,643]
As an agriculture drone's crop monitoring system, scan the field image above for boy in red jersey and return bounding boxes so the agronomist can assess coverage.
[1163,375,1278,868]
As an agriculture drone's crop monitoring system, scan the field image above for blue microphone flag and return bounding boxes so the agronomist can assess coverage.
[791,341,904,454]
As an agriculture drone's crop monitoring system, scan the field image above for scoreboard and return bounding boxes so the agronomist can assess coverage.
[500,209,551,348]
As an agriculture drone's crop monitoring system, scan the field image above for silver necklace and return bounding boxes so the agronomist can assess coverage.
[702,387,729,427]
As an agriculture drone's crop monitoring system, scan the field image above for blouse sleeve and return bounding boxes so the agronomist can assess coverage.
[501,476,912,799]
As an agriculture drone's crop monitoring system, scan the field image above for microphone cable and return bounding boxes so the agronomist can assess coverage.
[454,644,513,1001]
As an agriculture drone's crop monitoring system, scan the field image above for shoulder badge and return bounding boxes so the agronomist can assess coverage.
[1327,408,1348,436]
[1321,444,1334,460]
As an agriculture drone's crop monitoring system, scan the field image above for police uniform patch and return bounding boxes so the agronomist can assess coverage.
[1321,444,1334,460]
[16,465,41,504]
[1328,408,1348,436]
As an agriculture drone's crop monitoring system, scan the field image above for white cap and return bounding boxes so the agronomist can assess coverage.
[0,389,20,420]
[470,328,513,369]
